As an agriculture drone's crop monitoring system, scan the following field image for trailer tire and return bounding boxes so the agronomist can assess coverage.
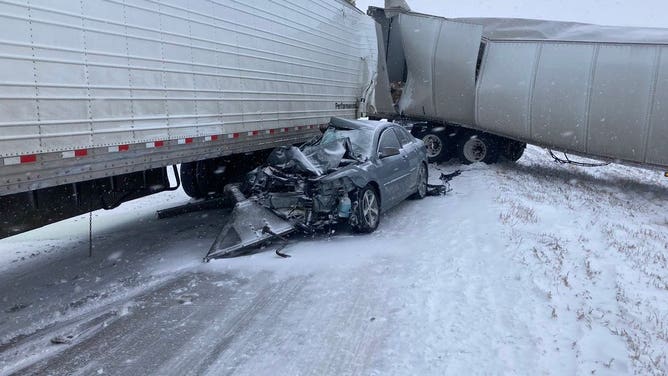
[181,160,229,198]
[352,185,380,233]
[501,140,526,162]
[457,133,499,164]
[414,129,450,163]
[180,162,204,198]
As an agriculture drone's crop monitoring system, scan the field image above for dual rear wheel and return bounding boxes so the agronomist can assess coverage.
[458,134,499,165]
[415,127,525,165]
[458,135,526,164]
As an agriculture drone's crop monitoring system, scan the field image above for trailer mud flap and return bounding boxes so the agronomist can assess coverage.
[204,198,295,261]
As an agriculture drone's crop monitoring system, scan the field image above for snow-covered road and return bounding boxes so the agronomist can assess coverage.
[1,146,667,375]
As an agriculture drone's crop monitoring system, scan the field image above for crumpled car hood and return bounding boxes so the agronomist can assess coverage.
[266,139,357,177]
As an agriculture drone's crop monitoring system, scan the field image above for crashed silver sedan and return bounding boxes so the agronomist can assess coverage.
[206,117,429,259]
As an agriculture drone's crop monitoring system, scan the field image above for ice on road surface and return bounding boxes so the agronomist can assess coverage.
[1,146,667,375]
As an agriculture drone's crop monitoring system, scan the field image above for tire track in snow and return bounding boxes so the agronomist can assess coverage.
[196,276,307,376]
[366,166,542,375]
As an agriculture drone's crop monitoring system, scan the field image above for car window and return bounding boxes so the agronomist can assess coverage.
[378,129,401,152]
[393,127,413,147]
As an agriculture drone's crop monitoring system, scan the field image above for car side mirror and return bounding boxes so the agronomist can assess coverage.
[378,147,400,159]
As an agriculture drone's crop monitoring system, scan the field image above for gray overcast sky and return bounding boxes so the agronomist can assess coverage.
[354,1,668,28]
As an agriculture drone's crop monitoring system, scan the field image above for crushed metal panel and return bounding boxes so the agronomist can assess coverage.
[475,42,539,140]
[587,45,656,162]
[396,14,482,124]
[396,14,441,117]
[206,198,295,260]
[646,47,668,166]
[385,18,407,84]
[531,43,595,153]
[370,22,397,115]
[384,0,411,11]
[455,17,668,45]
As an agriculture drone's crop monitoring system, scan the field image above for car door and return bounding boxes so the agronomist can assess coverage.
[375,128,411,209]
[393,126,420,194]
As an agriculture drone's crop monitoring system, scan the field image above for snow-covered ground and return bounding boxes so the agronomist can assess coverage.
[0,145,667,375]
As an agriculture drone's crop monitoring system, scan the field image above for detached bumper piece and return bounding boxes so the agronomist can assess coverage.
[204,185,295,261]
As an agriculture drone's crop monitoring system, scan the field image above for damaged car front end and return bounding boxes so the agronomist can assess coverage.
[246,133,373,232]
[205,117,428,260]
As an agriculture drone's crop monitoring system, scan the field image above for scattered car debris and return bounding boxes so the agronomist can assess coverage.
[5,302,31,313]
[50,335,74,345]
[440,170,462,182]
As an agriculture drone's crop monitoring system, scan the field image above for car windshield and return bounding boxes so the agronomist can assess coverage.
[316,127,374,160]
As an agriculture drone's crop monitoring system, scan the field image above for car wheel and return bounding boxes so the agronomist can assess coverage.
[457,133,499,164]
[353,185,380,233]
[410,163,428,199]
[501,140,526,162]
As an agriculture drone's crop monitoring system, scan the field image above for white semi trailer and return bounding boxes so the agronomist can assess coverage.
[0,0,377,238]
[367,5,668,169]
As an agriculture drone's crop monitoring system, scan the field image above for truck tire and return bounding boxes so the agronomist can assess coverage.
[501,140,526,162]
[457,133,499,164]
[194,159,217,197]
[181,159,229,198]
[180,162,203,198]
[352,185,380,233]
[414,129,450,163]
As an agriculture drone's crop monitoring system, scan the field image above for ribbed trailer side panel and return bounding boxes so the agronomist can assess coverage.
[0,0,377,195]
[476,40,668,167]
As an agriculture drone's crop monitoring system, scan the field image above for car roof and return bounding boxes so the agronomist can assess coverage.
[329,117,393,133]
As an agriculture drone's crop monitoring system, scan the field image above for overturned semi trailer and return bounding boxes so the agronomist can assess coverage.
[368,5,668,169]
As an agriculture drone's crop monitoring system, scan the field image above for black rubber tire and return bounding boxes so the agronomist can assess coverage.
[415,129,450,163]
[352,185,380,233]
[180,162,203,198]
[180,159,230,198]
[457,133,500,165]
[194,159,220,197]
[501,140,526,162]
[410,163,428,200]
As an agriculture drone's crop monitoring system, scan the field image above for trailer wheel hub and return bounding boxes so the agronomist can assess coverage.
[422,134,443,159]
[462,138,487,162]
